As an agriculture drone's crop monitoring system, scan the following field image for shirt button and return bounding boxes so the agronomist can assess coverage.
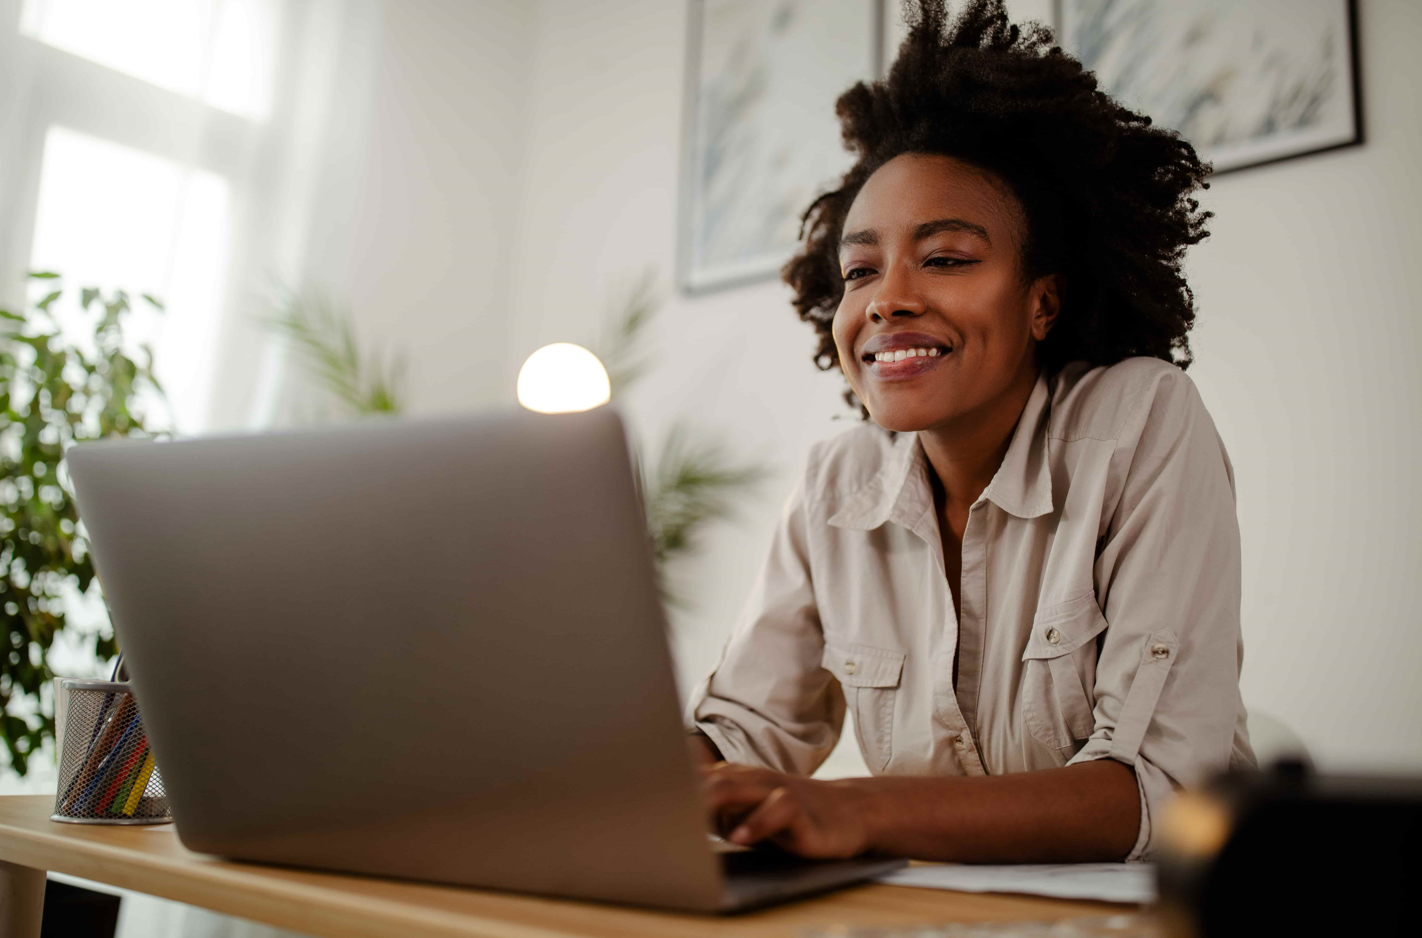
[844,661,857,675]
[1151,644,1171,659]
[1046,628,1061,644]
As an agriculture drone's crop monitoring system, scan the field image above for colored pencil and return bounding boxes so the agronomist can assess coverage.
[121,752,155,817]
[102,738,148,814]
[107,748,145,815]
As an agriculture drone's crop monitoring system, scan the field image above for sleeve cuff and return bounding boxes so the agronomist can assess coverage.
[694,721,737,765]
[689,716,776,770]
[1067,743,1174,861]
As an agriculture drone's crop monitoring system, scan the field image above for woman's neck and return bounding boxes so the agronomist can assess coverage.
[917,358,1040,523]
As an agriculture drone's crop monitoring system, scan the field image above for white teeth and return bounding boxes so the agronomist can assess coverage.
[872,347,945,363]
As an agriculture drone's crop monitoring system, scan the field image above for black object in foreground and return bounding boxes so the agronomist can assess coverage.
[1156,760,1422,937]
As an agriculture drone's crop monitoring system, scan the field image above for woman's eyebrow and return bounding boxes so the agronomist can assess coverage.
[839,217,991,250]
[840,228,879,248]
[913,217,991,244]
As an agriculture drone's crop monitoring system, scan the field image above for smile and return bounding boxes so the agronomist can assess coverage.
[869,347,942,363]
[860,339,953,380]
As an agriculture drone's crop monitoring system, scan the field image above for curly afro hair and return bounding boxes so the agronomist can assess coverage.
[783,0,1212,398]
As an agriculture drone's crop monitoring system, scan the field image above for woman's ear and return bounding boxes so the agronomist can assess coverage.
[1030,274,1062,341]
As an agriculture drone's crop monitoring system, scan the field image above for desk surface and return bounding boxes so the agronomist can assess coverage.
[0,795,1131,938]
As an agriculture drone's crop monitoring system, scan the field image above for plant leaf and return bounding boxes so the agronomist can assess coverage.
[264,286,403,416]
[594,267,660,399]
[642,420,768,568]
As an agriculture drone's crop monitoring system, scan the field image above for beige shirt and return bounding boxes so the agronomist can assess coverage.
[688,357,1255,860]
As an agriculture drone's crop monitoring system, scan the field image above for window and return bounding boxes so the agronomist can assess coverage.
[29,127,231,431]
[6,0,285,433]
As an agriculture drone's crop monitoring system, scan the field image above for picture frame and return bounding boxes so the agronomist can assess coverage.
[1055,0,1363,175]
[677,0,885,295]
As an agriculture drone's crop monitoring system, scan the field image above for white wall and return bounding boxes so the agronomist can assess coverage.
[304,0,1421,772]
[1184,0,1422,770]
[330,0,537,414]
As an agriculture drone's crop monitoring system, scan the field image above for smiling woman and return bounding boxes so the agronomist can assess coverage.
[686,0,1254,865]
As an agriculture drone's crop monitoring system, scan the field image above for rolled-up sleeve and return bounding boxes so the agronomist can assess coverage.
[686,475,845,774]
[1066,371,1251,860]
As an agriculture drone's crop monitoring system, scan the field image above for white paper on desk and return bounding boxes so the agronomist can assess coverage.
[877,863,1156,904]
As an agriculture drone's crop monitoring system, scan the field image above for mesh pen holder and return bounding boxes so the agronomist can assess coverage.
[51,679,172,825]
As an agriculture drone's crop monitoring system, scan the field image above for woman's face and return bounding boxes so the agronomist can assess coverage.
[832,153,1058,433]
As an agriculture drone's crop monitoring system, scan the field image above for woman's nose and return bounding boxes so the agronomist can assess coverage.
[865,262,926,323]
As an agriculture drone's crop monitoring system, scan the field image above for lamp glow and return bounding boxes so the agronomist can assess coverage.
[516,343,611,414]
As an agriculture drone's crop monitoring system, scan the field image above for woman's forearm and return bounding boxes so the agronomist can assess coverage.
[842,759,1140,862]
[689,732,722,767]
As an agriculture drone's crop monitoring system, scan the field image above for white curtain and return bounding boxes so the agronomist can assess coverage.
[0,0,385,436]
[1,1,382,934]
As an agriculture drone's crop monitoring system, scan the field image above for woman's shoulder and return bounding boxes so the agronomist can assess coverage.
[801,422,902,513]
[1048,356,1209,446]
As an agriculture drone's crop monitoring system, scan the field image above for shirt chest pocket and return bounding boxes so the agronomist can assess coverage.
[1021,593,1109,750]
[822,642,904,773]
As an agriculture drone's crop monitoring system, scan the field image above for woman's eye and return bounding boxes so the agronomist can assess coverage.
[925,255,975,269]
[843,267,874,281]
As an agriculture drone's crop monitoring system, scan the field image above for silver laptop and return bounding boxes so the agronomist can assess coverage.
[66,408,903,913]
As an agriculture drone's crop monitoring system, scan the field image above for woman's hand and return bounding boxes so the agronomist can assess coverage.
[701,762,873,859]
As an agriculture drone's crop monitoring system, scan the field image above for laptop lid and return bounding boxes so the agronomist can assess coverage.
[67,409,726,911]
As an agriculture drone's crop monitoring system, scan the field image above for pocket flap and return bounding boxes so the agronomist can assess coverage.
[822,642,904,688]
[1022,592,1109,660]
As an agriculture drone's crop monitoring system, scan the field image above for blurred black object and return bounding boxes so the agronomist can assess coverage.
[41,880,120,938]
[1156,760,1422,937]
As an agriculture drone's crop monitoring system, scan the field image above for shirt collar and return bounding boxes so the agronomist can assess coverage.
[980,371,1055,519]
[828,370,1055,531]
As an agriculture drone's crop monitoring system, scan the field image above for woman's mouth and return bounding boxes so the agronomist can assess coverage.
[861,344,951,380]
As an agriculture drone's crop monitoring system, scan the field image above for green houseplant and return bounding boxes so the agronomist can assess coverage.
[0,273,168,775]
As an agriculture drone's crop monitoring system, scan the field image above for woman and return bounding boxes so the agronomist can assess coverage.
[687,0,1254,863]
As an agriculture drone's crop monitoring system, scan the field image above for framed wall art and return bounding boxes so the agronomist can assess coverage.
[678,0,884,294]
[1056,0,1363,175]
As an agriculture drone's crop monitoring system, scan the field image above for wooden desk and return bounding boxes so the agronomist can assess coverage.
[0,795,1132,938]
